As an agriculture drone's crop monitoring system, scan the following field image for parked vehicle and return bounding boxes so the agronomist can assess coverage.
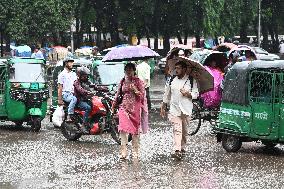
[0,58,49,131]
[237,45,280,60]
[214,60,284,152]
[251,46,280,60]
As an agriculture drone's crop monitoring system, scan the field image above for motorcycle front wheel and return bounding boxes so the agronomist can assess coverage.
[61,121,82,141]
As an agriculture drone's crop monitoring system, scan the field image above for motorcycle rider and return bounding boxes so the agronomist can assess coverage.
[74,67,93,134]
[74,67,109,134]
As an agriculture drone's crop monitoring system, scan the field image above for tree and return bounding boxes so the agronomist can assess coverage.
[0,0,76,46]
[261,0,283,52]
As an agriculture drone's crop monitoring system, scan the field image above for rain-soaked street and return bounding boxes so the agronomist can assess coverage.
[1,71,284,189]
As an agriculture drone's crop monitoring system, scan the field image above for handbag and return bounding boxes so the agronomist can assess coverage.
[116,78,125,106]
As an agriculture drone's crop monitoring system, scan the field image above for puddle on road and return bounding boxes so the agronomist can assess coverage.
[1,115,284,188]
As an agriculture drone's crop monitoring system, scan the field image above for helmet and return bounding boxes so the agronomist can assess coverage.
[63,58,74,67]
[77,66,90,76]
[178,49,185,56]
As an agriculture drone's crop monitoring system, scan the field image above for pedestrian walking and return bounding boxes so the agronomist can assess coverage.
[160,61,199,160]
[57,58,77,122]
[31,47,44,59]
[67,46,73,58]
[112,63,148,160]
[136,59,151,110]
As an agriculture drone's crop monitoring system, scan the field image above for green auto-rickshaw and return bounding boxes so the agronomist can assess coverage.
[0,58,49,131]
[214,60,284,152]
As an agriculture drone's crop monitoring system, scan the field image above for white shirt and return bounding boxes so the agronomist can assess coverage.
[57,69,77,93]
[163,74,199,116]
[136,61,151,88]
[280,43,284,54]
[35,50,44,59]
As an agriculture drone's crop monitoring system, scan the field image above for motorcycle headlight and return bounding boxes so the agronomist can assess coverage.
[40,90,49,100]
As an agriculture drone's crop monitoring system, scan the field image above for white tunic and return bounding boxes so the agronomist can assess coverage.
[163,74,199,116]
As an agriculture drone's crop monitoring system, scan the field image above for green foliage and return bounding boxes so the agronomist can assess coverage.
[1,0,283,48]
[1,0,76,44]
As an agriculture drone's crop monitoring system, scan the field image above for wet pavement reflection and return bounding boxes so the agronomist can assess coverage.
[0,72,284,188]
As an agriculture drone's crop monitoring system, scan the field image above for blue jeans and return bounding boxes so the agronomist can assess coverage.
[77,101,91,123]
[62,92,77,115]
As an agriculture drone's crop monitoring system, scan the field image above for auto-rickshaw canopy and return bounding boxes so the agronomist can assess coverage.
[223,60,284,105]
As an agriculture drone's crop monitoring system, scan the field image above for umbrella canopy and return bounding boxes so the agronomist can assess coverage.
[16,45,31,53]
[80,46,92,49]
[166,46,193,60]
[202,51,228,71]
[215,43,237,52]
[172,57,214,93]
[102,45,160,62]
[15,45,32,57]
[53,46,66,49]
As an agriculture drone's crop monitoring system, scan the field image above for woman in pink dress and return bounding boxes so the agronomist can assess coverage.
[201,60,224,108]
[112,63,148,160]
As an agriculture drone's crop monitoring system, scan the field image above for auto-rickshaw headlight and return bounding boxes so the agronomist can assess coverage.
[40,90,49,100]
[10,90,26,101]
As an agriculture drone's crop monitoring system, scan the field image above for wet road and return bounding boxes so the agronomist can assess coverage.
[1,71,284,189]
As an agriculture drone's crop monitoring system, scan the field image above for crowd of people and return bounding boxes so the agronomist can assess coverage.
[55,41,283,161]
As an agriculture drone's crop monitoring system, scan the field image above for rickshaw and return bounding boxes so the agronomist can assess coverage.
[183,50,228,135]
[214,60,284,152]
[0,58,49,131]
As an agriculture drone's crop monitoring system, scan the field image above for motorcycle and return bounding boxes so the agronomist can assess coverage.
[60,90,131,144]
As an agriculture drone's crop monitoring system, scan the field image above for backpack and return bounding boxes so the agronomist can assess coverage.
[168,75,194,89]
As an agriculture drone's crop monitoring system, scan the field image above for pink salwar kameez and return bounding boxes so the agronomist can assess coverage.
[114,76,148,135]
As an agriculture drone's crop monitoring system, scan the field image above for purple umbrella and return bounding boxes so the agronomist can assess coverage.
[102,45,160,62]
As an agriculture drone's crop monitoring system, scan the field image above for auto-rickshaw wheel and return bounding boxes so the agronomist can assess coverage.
[221,134,242,152]
[13,121,23,127]
[261,141,277,148]
[30,116,41,132]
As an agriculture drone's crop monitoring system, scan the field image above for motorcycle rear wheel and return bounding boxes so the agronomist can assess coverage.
[61,122,82,141]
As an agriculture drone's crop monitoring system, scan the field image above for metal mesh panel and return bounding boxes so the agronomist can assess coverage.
[274,74,282,104]
[249,71,272,103]
[0,67,6,95]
